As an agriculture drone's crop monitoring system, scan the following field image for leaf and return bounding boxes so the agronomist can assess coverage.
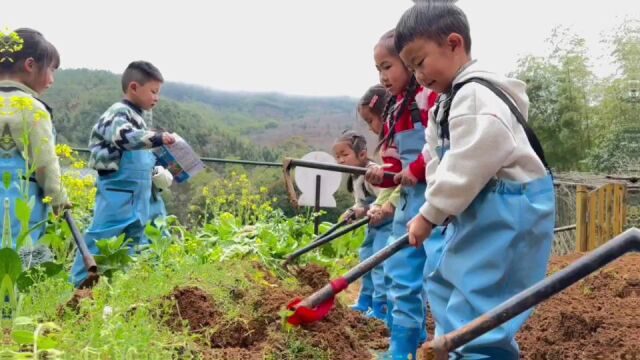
[37,233,59,247]
[0,248,23,281]
[11,330,34,345]
[16,261,64,292]
[36,335,58,350]
[13,316,35,326]
[1,274,16,309]
[144,223,162,242]
[95,238,114,256]
[14,198,30,225]
[152,216,167,228]
[2,171,11,190]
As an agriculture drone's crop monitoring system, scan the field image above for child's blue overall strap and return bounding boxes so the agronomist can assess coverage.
[434,77,549,170]
[70,150,157,287]
[0,147,48,248]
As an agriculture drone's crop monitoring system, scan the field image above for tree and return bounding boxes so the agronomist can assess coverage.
[586,19,640,174]
[511,27,594,171]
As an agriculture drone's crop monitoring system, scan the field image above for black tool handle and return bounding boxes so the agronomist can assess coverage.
[64,211,97,273]
[285,217,370,264]
[427,228,640,359]
[286,158,396,178]
[296,234,410,309]
[311,217,350,244]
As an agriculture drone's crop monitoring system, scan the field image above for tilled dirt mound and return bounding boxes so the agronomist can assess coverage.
[294,263,331,291]
[517,253,640,360]
[163,264,388,359]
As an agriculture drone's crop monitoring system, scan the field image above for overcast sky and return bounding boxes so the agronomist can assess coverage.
[3,0,638,97]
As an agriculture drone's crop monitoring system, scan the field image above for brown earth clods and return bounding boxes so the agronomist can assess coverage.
[59,288,93,315]
[163,263,388,359]
[517,253,639,360]
[163,254,638,359]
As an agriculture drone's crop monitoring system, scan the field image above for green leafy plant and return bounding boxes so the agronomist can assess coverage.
[93,234,134,279]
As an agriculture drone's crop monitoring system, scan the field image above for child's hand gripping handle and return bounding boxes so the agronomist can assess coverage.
[64,211,97,274]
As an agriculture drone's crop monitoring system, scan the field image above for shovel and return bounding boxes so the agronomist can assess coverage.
[283,216,370,270]
[310,211,355,244]
[64,211,99,289]
[422,227,640,360]
[286,233,410,326]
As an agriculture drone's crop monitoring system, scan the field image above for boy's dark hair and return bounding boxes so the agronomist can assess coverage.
[394,1,471,55]
[121,61,164,92]
[0,28,60,75]
[358,84,390,118]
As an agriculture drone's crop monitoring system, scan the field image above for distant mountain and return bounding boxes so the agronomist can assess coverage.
[44,69,366,157]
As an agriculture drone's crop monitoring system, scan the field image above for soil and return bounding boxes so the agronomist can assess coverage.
[59,288,93,315]
[163,264,389,359]
[294,263,331,291]
[517,253,639,360]
[162,253,639,359]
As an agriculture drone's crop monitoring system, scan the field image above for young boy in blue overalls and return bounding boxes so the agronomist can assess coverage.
[71,61,175,287]
[398,3,555,359]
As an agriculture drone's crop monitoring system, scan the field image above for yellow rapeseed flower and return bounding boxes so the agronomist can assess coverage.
[33,110,50,122]
[9,96,34,111]
[42,196,52,204]
[55,144,73,159]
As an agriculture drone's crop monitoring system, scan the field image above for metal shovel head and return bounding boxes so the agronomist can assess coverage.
[78,271,100,289]
[286,296,336,326]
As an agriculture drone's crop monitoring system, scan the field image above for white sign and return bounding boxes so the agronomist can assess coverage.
[294,151,342,208]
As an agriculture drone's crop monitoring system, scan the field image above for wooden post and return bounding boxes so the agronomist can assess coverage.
[613,184,626,234]
[597,187,606,247]
[588,189,598,251]
[576,185,588,252]
[314,175,321,235]
[604,185,613,245]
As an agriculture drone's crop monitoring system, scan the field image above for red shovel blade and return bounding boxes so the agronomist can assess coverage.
[285,278,349,326]
[286,296,336,326]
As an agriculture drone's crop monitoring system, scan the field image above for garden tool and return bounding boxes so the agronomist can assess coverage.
[422,227,640,360]
[310,214,352,244]
[282,158,396,208]
[285,233,410,326]
[65,211,99,289]
[282,216,370,271]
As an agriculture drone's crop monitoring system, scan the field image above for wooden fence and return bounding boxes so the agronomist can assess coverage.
[575,183,627,251]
